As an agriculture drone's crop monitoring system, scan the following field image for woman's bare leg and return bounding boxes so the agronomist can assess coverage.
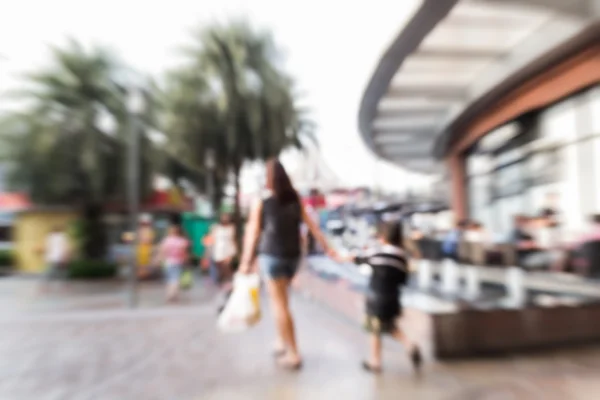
[266,278,301,365]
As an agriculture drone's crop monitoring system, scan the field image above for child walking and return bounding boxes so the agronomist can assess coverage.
[340,220,422,374]
[156,223,189,302]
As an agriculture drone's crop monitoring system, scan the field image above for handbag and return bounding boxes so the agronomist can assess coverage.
[217,273,261,332]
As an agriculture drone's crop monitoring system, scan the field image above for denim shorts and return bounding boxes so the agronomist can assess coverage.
[164,262,182,284]
[45,262,66,281]
[258,255,300,280]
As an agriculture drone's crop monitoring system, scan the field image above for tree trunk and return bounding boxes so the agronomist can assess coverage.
[210,170,223,216]
[232,164,243,252]
[80,203,108,260]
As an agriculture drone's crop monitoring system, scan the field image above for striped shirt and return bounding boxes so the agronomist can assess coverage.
[354,244,408,298]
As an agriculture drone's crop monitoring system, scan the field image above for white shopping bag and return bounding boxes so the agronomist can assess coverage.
[217,273,261,333]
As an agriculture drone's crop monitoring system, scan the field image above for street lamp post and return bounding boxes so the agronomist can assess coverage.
[205,149,215,217]
[126,88,144,308]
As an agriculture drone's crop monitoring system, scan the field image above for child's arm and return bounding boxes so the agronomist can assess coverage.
[336,251,369,265]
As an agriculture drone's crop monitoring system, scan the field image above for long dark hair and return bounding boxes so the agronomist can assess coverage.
[266,158,299,205]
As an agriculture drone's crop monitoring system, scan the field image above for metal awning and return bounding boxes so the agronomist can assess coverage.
[358,0,600,174]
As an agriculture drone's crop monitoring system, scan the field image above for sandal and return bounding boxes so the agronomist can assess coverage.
[361,360,382,374]
[276,357,303,371]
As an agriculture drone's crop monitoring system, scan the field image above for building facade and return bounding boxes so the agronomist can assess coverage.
[358,0,600,238]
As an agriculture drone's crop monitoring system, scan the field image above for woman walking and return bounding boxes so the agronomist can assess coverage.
[238,159,335,370]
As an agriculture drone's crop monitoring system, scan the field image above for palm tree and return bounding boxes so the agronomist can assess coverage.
[165,21,315,238]
[0,40,156,259]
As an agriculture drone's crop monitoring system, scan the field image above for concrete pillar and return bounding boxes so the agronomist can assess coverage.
[447,155,467,221]
[464,265,481,299]
[417,259,433,290]
[506,267,526,307]
[441,258,460,295]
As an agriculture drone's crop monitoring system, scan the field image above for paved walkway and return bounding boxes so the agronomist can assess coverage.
[1,276,600,399]
[0,276,215,316]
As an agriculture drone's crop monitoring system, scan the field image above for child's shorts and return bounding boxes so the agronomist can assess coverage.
[363,295,402,335]
[363,314,398,335]
[164,262,182,284]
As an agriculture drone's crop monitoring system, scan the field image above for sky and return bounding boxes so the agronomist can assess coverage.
[0,0,432,193]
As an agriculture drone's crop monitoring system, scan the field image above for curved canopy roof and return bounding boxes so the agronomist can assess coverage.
[358,0,600,174]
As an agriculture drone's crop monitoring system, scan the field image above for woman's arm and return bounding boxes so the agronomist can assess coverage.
[238,199,263,273]
[300,204,336,258]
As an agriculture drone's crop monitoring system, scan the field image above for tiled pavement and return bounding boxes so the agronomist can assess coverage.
[1,275,600,399]
[0,276,216,317]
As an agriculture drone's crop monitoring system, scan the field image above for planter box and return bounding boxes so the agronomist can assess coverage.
[433,303,600,358]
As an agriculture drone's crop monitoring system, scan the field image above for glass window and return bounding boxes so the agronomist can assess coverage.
[540,98,577,144]
[578,140,597,217]
[529,150,560,186]
[466,153,492,176]
[468,174,493,232]
[493,162,524,199]
[591,86,600,134]
[593,137,600,213]
[559,143,584,234]
[494,147,525,167]
[494,195,524,238]
[469,175,490,208]
[478,122,520,152]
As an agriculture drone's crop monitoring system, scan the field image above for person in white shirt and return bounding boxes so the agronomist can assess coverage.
[40,226,70,291]
[210,213,237,284]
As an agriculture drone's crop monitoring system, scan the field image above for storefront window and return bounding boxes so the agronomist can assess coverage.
[529,150,559,186]
[540,98,577,144]
[560,143,584,233]
[468,174,493,231]
[494,195,524,238]
[478,122,520,152]
[493,162,524,199]
[591,86,600,134]
[594,136,600,213]
[466,152,492,176]
[464,85,600,238]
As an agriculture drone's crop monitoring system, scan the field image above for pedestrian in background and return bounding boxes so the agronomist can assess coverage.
[210,213,237,284]
[156,223,190,302]
[39,225,70,293]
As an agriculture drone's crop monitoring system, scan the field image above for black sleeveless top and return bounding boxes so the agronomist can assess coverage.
[258,196,302,258]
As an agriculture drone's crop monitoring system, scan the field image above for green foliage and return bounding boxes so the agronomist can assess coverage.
[1,41,129,204]
[163,21,315,244]
[67,259,118,279]
[0,40,164,260]
[67,219,85,259]
[0,250,14,267]
[0,23,314,257]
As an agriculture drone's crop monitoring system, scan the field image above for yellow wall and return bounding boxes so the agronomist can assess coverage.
[14,211,77,273]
